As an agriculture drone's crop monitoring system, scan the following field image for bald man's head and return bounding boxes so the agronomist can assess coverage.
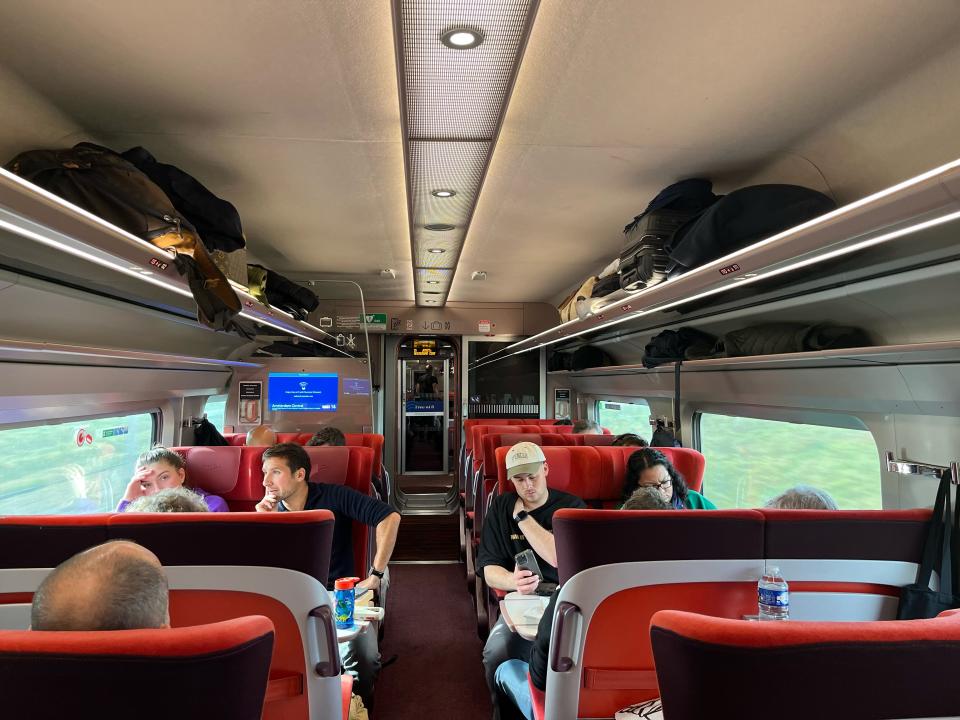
[31,541,169,631]
[246,425,277,447]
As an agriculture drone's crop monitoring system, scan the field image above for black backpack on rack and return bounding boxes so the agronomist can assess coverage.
[5,142,242,331]
[619,179,719,293]
[121,146,246,253]
[248,264,319,318]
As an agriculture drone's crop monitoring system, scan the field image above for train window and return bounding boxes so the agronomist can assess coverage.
[205,394,228,430]
[698,412,882,509]
[0,412,157,516]
[597,400,651,441]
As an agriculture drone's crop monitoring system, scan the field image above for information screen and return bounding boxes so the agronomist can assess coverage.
[268,373,339,412]
[413,339,437,357]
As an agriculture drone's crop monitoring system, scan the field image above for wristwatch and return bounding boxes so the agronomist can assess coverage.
[513,509,529,524]
[369,567,385,579]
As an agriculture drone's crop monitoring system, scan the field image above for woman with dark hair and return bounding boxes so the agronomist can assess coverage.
[611,433,648,447]
[621,448,716,509]
[116,447,229,512]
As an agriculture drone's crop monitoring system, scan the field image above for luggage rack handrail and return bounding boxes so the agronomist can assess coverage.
[0,166,351,356]
[470,158,960,370]
[884,451,960,484]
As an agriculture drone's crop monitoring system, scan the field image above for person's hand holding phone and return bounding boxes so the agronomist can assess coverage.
[514,565,540,595]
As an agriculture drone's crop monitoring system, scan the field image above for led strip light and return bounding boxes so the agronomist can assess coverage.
[470,157,960,369]
[393,0,539,306]
[0,167,353,358]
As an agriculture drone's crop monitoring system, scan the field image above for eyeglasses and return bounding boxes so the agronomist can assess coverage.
[638,479,672,491]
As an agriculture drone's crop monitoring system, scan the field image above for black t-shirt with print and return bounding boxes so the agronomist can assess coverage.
[476,488,586,585]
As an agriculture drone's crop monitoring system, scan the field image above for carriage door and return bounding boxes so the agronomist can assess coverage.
[399,339,453,475]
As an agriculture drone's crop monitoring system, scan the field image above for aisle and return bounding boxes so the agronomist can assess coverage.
[375,564,491,719]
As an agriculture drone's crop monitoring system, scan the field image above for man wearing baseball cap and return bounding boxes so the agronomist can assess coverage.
[477,441,587,719]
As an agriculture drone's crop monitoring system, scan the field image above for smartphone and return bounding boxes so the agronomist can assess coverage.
[515,550,558,596]
[514,549,543,581]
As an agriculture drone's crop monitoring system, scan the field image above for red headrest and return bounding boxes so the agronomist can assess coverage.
[0,615,275,657]
[344,434,383,475]
[223,433,247,446]
[495,446,615,501]
[595,446,706,494]
[553,425,574,434]
[170,446,241,495]
[469,425,519,452]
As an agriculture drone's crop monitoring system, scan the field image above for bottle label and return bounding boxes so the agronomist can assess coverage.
[759,588,789,607]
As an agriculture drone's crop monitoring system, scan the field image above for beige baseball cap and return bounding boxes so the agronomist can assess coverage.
[505,441,547,478]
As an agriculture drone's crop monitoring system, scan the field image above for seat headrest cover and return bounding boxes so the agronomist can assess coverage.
[172,446,241,494]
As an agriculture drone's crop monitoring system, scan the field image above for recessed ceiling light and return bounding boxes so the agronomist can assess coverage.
[441,27,484,49]
[424,223,455,231]
[427,248,445,254]
[431,189,456,198]
[426,280,440,284]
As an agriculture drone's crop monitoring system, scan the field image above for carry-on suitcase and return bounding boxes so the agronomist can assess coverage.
[618,178,718,293]
[5,143,242,331]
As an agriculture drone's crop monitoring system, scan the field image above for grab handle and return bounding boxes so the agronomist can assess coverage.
[309,605,340,677]
[550,601,581,673]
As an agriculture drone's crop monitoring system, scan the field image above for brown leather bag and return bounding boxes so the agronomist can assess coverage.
[5,143,241,330]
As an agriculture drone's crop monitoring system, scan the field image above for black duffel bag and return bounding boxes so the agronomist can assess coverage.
[642,327,721,368]
[5,143,241,331]
[248,264,319,318]
[666,184,837,277]
[121,146,246,253]
[720,323,871,357]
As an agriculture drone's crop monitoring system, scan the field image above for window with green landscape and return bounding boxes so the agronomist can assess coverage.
[0,412,156,515]
[699,412,882,509]
[597,400,651,441]
[205,395,227,430]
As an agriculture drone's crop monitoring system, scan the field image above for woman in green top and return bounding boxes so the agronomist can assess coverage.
[621,448,717,510]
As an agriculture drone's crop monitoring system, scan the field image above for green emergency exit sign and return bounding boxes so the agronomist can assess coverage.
[362,313,387,325]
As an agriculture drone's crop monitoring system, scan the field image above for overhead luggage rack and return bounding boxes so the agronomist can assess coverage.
[0,167,350,355]
[471,158,960,369]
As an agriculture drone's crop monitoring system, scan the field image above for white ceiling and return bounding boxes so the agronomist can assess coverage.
[0,1,959,305]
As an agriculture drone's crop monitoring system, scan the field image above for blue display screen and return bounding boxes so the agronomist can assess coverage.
[268,373,339,412]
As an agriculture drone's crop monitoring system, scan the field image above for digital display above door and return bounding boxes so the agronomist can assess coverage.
[268,373,338,412]
[413,339,437,357]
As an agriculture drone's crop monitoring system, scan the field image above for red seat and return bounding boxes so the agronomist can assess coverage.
[594,446,706,495]
[580,434,616,447]
[759,508,930,621]
[224,433,247,446]
[0,512,343,720]
[0,616,275,720]
[546,508,765,718]
[495,446,621,505]
[651,608,960,720]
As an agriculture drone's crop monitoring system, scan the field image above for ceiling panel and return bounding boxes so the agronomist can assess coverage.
[0,0,411,297]
[452,0,960,303]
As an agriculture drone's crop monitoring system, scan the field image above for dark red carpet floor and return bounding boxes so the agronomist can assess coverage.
[375,564,491,719]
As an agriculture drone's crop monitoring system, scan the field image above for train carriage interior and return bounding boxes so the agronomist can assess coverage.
[2,1,960,718]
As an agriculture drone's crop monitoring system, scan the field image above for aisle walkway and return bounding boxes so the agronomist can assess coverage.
[375,564,491,719]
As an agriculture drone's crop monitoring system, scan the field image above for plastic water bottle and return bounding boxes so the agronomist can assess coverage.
[758,566,789,621]
[334,577,360,630]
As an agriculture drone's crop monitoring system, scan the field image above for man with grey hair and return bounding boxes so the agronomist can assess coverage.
[622,486,671,510]
[31,540,169,631]
[571,419,602,435]
[246,424,277,447]
[764,485,838,510]
[127,487,210,513]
